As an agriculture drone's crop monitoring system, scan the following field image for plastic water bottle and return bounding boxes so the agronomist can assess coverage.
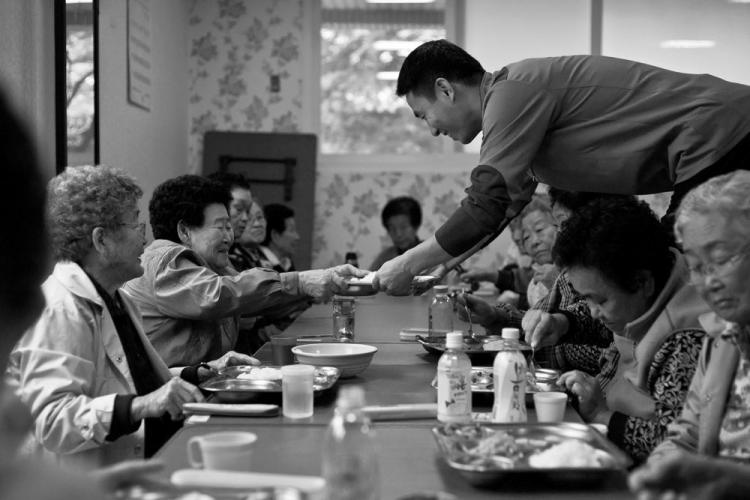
[492,327,528,422]
[437,331,472,423]
[322,386,380,500]
[428,285,453,337]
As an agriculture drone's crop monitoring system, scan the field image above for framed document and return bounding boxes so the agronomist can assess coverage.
[127,0,152,111]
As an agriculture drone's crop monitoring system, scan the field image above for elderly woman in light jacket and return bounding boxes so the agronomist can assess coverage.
[630,170,750,499]
[8,165,256,470]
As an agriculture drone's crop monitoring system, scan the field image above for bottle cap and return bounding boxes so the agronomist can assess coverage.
[445,331,464,349]
[501,327,520,340]
[337,385,366,410]
[433,285,449,293]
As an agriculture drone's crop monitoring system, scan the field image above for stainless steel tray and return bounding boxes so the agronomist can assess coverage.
[432,422,631,486]
[431,367,562,405]
[417,335,532,365]
[200,365,340,403]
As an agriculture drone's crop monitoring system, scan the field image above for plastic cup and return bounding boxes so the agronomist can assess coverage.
[332,296,356,341]
[271,336,297,365]
[187,431,256,471]
[533,392,567,423]
[281,364,315,418]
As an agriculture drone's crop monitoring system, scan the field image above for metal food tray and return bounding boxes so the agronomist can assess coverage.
[416,335,531,365]
[432,422,631,486]
[200,365,340,403]
[431,367,562,405]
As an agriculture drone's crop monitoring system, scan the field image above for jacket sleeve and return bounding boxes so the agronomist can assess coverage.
[608,329,704,463]
[647,335,713,462]
[10,304,121,455]
[435,80,556,256]
[149,250,301,320]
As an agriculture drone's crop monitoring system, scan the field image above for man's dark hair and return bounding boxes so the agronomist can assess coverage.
[149,175,231,242]
[382,196,422,229]
[553,197,674,294]
[207,171,251,192]
[263,203,295,245]
[396,39,485,99]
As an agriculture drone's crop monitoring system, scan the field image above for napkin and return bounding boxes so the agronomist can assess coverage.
[171,469,325,494]
[182,403,279,417]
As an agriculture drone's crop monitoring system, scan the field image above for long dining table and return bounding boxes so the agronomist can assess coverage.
[152,293,635,499]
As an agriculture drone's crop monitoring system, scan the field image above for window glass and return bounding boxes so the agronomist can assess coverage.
[65,0,96,167]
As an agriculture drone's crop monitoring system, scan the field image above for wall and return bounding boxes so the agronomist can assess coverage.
[98,0,190,228]
[187,0,311,173]
[0,0,56,180]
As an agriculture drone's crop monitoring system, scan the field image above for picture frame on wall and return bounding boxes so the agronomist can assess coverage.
[127,0,151,111]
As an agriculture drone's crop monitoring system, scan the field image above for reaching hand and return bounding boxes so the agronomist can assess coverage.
[298,264,367,302]
[373,255,415,296]
[206,350,260,373]
[521,310,569,349]
[628,453,750,500]
[459,268,498,284]
[131,377,205,421]
[455,293,497,328]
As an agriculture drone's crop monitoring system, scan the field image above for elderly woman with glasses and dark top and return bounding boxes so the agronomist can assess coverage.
[6,166,260,469]
[123,175,365,368]
[552,196,709,463]
[629,170,750,499]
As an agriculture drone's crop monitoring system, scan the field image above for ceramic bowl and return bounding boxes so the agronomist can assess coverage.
[291,343,377,378]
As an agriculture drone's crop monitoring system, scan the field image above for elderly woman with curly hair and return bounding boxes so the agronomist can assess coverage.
[554,196,709,463]
[7,166,259,470]
[123,175,365,367]
[630,170,750,499]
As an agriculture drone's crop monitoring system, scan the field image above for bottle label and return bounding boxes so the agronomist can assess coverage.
[437,370,471,422]
[492,354,527,423]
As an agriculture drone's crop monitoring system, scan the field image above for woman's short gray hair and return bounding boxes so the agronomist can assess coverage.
[675,170,750,243]
[48,165,142,263]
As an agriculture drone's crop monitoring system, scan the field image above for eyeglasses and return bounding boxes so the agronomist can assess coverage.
[687,246,750,284]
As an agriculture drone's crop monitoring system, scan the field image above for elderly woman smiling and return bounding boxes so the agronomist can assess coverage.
[554,196,709,463]
[7,166,255,469]
[123,175,364,367]
[630,170,750,499]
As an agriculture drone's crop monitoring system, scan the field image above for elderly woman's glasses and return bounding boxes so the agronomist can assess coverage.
[688,247,750,284]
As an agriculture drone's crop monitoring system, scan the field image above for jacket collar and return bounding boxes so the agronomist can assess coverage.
[51,261,104,307]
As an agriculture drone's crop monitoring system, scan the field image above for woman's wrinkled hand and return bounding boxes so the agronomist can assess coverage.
[521,310,569,349]
[131,377,205,421]
[455,293,497,328]
[557,370,607,422]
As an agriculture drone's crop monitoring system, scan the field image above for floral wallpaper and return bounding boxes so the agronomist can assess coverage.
[312,167,511,271]
[187,0,305,173]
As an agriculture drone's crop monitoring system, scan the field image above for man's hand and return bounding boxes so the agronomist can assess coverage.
[456,293,498,328]
[373,255,415,296]
[629,453,750,500]
[298,264,367,302]
[131,378,205,421]
[521,310,569,349]
[557,370,608,423]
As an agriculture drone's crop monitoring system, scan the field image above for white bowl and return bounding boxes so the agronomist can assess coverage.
[291,343,377,378]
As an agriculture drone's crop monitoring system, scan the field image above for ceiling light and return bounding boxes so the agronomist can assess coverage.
[659,40,716,49]
[367,0,435,3]
[376,71,400,81]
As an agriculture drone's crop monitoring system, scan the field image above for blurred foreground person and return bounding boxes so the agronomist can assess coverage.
[630,171,750,499]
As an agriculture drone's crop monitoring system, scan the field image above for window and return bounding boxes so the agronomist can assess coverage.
[320,0,460,154]
[56,0,98,171]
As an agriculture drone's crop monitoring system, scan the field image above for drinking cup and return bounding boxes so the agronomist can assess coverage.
[533,392,567,423]
[332,296,356,341]
[187,431,257,471]
[281,364,315,418]
[271,336,297,365]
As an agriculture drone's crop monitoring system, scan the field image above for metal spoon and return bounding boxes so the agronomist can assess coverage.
[461,291,484,346]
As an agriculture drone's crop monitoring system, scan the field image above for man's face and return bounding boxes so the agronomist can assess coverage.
[405,83,481,144]
[272,217,299,259]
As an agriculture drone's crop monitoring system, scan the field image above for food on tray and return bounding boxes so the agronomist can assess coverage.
[528,440,615,468]
[236,367,283,381]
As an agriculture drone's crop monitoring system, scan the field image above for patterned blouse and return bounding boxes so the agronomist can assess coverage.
[718,325,750,460]
[599,329,705,464]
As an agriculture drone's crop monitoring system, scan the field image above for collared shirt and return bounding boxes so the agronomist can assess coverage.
[436,56,750,256]
[718,325,750,460]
